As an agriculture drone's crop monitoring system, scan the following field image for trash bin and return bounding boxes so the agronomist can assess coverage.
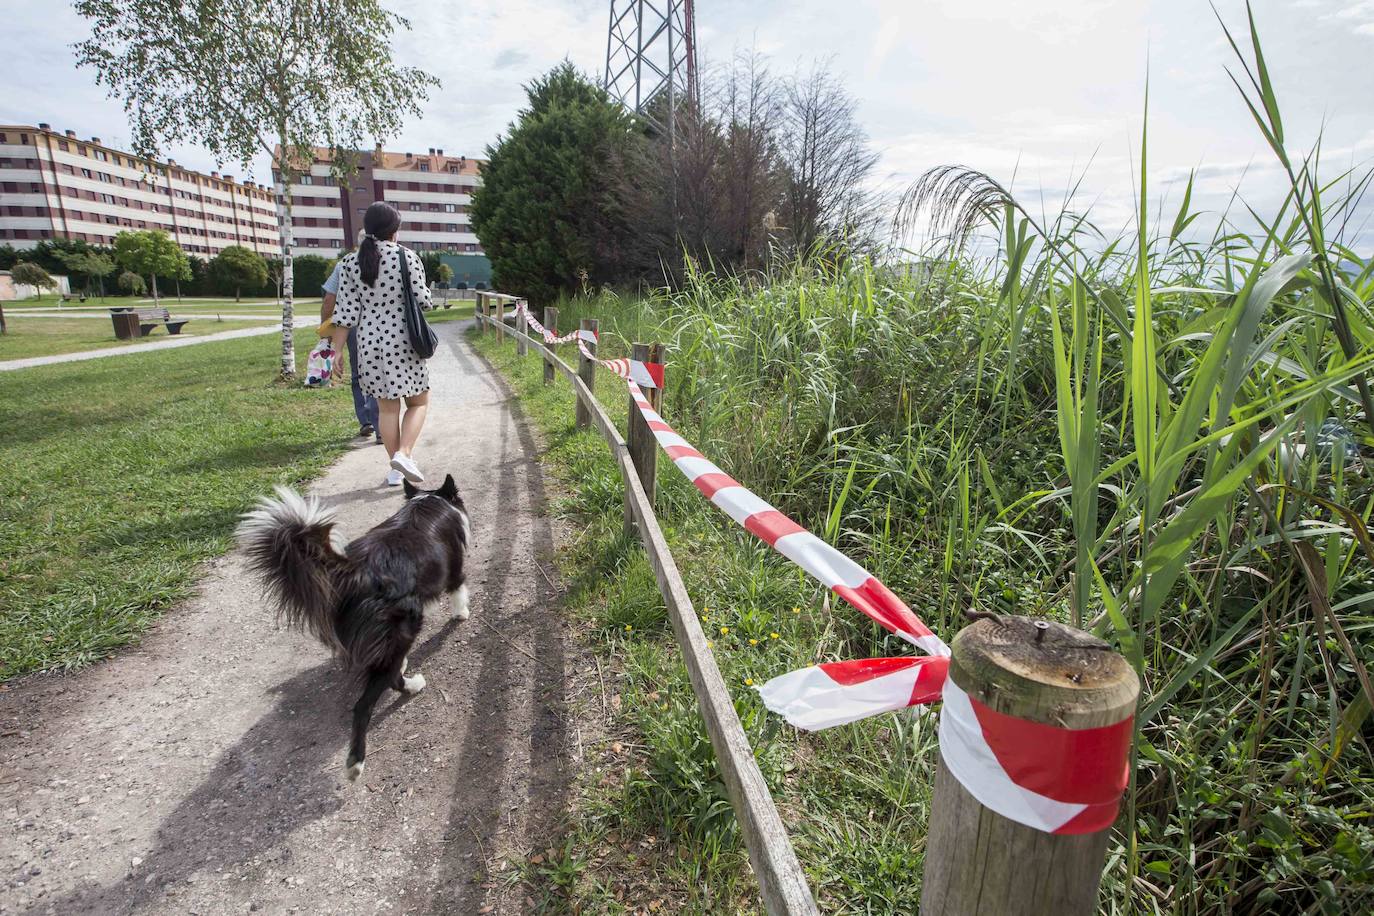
[111,311,139,340]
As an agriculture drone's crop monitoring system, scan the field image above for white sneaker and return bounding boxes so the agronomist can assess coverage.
[389,451,424,484]
[384,468,404,487]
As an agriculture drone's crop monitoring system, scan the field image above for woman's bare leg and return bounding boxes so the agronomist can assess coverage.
[378,398,402,457]
[399,391,430,456]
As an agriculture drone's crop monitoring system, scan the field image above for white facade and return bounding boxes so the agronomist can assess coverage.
[0,124,280,258]
[276,149,484,259]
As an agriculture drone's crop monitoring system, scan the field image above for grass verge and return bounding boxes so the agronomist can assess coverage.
[0,334,354,679]
[471,328,937,914]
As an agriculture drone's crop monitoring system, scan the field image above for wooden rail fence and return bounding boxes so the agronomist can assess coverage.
[472,291,1136,916]
[475,291,818,914]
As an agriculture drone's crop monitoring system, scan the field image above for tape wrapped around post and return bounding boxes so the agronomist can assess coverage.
[938,676,1133,835]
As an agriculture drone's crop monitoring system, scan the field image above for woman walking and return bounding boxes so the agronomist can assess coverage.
[330,202,434,486]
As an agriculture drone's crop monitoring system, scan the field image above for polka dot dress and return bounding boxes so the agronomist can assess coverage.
[331,241,433,400]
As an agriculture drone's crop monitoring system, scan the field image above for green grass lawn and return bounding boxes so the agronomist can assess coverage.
[0,316,276,361]
[0,335,354,679]
[427,301,476,322]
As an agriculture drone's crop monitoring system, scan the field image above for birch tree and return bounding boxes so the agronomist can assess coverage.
[74,0,438,377]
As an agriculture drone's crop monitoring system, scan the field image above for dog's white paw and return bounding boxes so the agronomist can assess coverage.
[454,584,471,621]
[402,672,427,694]
[345,761,365,782]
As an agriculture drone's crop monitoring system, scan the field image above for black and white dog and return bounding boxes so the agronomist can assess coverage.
[237,475,470,781]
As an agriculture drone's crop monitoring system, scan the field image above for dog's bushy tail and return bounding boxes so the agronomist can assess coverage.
[237,486,349,651]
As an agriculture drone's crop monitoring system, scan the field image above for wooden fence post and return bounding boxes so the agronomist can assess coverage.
[0,304,6,335]
[920,616,1139,916]
[625,341,663,538]
[516,299,528,356]
[575,318,598,430]
[475,292,486,335]
[542,306,558,385]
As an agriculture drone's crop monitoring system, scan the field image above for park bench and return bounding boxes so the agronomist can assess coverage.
[109,306,190,339]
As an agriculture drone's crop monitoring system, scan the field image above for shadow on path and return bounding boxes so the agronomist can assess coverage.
[33,662,416,915]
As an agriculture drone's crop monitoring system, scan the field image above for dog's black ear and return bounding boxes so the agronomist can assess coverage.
[439,473,458,498]
[402,479,419,499]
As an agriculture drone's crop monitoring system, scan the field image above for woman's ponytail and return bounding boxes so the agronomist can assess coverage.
[358,201,402,286]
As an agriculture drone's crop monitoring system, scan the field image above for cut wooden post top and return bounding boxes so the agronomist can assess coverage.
[949,617,1139,728]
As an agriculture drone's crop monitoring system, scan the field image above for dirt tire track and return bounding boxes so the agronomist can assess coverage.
[0,321,580,914]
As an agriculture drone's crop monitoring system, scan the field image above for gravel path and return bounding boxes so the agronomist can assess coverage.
[0,317,314,373]
[0,321,579,914]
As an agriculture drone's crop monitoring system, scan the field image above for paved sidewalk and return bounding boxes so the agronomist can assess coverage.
[0,317,314,373]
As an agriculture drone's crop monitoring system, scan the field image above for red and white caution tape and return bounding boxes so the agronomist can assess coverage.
[517,304,587,345]
[578,338,664,390]
[514,302,658,383]
[507,305,1130,835]
[938,677,1132,834]
[754,656,950,730]
[626,382,947,651]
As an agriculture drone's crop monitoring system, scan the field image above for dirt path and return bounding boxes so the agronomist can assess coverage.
[0,321,580,914]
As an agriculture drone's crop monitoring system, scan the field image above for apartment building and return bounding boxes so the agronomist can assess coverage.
[276,146,483,258]
[0,123,280,258]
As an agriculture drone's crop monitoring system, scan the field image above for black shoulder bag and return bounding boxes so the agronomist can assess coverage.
[398,247,438,359]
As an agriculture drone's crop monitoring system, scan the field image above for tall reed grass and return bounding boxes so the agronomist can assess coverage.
[513,8,1374,912]
[542,11,1373,909]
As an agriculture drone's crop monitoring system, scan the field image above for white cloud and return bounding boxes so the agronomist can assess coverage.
[1,1,1371,249]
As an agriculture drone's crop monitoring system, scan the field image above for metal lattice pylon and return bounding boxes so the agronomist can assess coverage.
[604,0,698,132]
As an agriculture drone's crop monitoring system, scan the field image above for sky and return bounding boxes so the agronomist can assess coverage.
[2,0,1372,250]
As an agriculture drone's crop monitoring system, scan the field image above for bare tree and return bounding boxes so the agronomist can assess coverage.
[715,51,782,271]
[777,62,880,257]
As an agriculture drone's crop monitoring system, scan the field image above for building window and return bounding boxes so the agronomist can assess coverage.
[418,163,429,172]
[443,203,456,213]
[447,223,457,232]
[408,202,421,211]
[58,141,68,152]
[81,168,92,178]
[466,244,476,252]
[300,175,313,185]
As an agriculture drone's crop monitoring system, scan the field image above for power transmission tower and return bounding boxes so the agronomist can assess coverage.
[603,0,699,134]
